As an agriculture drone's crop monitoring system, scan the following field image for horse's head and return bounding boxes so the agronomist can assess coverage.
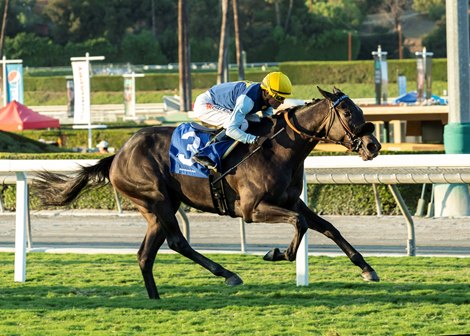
[316,86,381,160]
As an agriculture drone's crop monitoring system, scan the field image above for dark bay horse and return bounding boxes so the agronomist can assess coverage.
[34,87,382,299]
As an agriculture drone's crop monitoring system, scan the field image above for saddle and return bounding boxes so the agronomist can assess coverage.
[190,122,237,217]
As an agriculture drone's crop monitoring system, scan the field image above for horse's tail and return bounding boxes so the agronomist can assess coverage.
[33,155,115,206]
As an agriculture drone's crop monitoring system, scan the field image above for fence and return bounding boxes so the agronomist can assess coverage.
[1,154,470,285]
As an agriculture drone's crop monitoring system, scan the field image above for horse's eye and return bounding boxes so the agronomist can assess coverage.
[343,110,351,117]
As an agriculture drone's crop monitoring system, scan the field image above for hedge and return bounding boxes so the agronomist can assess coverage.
[280,58,448,85]
[24,59,448,92]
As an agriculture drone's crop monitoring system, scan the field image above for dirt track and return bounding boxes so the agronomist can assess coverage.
[1,210,469,256]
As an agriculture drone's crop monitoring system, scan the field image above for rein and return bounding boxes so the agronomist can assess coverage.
[282,96,361,150]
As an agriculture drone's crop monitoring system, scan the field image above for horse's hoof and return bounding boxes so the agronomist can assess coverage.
[263,248,281,261]
[362,270,380,282]
[225,274,243,286]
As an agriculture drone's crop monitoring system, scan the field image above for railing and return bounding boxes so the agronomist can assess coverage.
[1,155,470,285]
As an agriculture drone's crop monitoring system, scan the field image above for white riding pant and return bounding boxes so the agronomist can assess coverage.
[193,91,249,131]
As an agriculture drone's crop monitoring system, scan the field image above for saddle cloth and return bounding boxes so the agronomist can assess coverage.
[169,122,234,178]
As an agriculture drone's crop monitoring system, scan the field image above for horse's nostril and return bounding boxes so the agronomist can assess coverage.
[367,143,378,153]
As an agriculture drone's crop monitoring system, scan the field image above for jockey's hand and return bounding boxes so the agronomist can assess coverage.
[254,136,269,147]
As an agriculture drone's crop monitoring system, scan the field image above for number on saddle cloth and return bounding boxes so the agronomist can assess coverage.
[169,122,235,178]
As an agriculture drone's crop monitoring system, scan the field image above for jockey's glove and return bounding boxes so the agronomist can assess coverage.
[254,136,269,147]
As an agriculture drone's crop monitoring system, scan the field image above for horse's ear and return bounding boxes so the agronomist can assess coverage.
[317,86,334,100]
[333,86,343,95]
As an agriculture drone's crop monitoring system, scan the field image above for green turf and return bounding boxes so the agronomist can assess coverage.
[0,253,468,335]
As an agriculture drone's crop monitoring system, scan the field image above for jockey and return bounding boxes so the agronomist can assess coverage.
[192,71,292,169]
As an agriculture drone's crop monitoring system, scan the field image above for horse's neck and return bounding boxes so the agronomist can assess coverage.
[295,99,329,135]
[272,104,326,166]
[284,99,328,151]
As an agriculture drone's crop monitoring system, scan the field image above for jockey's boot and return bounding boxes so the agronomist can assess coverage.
[192,153,217,170]
[192,130,229,170]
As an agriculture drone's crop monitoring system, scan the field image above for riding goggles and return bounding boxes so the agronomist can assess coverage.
[271,92,286,103]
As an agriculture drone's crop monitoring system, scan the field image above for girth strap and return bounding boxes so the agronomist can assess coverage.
[209,171,233,216]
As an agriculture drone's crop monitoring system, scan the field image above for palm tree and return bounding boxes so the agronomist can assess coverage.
[232,0,244,80]
[178,0,191,112]
[217,0,229,84]
[0,0,10,58]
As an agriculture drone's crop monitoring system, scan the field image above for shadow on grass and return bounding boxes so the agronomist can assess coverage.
[1,280,469,311]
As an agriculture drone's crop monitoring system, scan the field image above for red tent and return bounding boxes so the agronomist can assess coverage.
[0,100,60,131]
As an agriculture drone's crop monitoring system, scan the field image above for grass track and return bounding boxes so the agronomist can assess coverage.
[0,253,469,335]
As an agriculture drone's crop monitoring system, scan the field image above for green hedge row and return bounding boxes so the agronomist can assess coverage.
[280,59,448,85]
[24,59,447,92]
[25,70,270,92]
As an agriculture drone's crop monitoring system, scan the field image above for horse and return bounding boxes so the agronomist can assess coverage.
[34,87,382,299]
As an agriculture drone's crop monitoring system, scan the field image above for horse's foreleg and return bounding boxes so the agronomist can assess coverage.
[251,202,308,262]
[137,212,167,299]
[297,201,379,282]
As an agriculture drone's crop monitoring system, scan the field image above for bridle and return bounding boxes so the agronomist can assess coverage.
[282,95,371,152]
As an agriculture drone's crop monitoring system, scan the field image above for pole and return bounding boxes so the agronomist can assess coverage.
[2,56,6,107]
[348,32,352,61]
[398,23,403,60]
[14,172,27,282]
[296,173,309,286]
[440,0,470,216]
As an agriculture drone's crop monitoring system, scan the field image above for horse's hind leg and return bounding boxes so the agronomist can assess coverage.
[298,201,380,282]
[156,202,243,287]
[137,211,167,299]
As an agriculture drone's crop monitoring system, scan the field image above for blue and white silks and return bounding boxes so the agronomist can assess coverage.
[170,123,234,178]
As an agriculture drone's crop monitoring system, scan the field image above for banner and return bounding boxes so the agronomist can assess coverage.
[6,63,24,104]
[72,61,90,124]
[66,78,74,118]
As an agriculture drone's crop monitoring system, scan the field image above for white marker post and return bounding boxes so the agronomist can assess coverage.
[70,53,105,149]
[296,173,309,286]
[0,56,23,107]
[123,72,144,120]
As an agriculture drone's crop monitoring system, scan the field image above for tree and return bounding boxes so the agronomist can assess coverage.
[0,0,9,57]
[178,0,191,112]
[217,0,229,84]
[378,0,408,60]
[412,0,445,21]
[232,0,244,80]
[378,0,407,32]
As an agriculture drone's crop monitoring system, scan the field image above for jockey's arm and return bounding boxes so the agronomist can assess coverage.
[262,107,273,118]
[224,95,258,144]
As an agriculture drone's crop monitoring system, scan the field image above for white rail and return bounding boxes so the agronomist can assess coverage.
[1,155,470,286]
[0,160,98,282]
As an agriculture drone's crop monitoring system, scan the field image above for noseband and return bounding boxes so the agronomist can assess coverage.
[282,95,372,152]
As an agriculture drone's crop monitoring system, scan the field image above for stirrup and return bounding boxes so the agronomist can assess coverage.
[192,154,217,171]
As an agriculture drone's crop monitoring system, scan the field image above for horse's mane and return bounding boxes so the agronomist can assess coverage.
[273,98,324,120]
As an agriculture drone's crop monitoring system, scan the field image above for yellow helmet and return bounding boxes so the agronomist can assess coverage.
[261,72,292,99]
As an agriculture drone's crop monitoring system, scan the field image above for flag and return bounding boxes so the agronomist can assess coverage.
[6,63,24,104]
[72,61,90,124]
